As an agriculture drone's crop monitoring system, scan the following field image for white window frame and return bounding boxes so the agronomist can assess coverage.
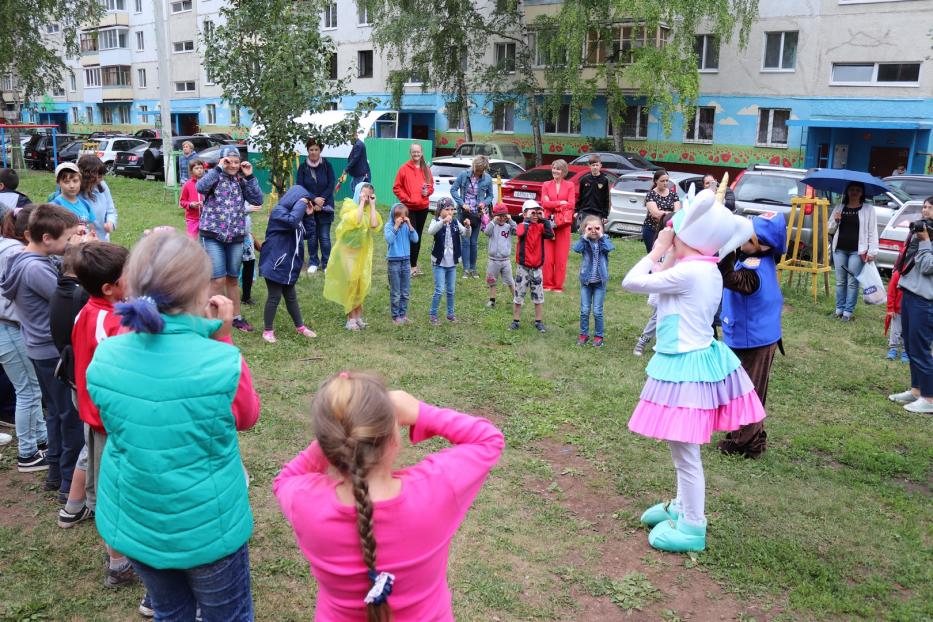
[830,62,921,87]
[170,0,192,14]
[104,0,126,11]
[608,105,648,140]
[102,106,114,124]
[695,34,718,72]
[69,73,77,92]
[46,23,60,34]
[762,31,798,72]
[543,103,581,136]
[322,2,337,29]
[756,108,790,148]
[173,40,195,53]
[72,107,80,123]
[446,101,464,132]
[139,104,148,118]
[98,28,128,50]
[175,81,196,93]
[493,102,515,133]
[85,106,94,122]
[684,106,715,144]
[137,68,147,88]
[206,103,217,125]
[52,84,65,97]
[230,106,240,126]
[494,42,516,74]
[134,0,142,12]
[85,67,102,88]
[135,31,144,50]
[357,2,371,25]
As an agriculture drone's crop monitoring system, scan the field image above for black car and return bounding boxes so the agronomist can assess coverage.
[113,142,152,179]
[140,136,221,181]
[56,140,85,166]
[196,144,249,171]
[570,151,660,175]
[23,133,83,170]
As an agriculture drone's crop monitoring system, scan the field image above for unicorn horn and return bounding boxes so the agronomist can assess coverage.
[716,172,729,204]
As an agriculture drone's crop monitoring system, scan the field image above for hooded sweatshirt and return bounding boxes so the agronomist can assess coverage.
[0,238,24,324]
[1,251,60,359]
[484,219,517,260]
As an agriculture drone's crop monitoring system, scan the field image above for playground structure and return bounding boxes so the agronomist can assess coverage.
[777,196,833,301]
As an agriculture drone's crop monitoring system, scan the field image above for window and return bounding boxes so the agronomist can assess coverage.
[116,104,130,124]
[52,84,65,96]
[586,24,670,65]
[134,0,142,12]
[328,52,338,80]
[694,34,719,71]
[357,2,370,25]
[69,73,77,91]
[447,101,464,131]
[529,30,566,67]
[495,42,516,73]
[102,106,113,124]
[684,106,715,143]
[203,20,214,40]
[139,104,148,117]
[763,31,797,70]
[544,103,580,135]
[72,107,80,123]
[137,68,147,87]
[135,31,144,50]
[84,67,101,87]
[357,50,373,78]
[86,106,94,122]
[831,62,920,86]
[46,23,60,34]
[757,108,790,146]
[323,2,337,28]
[170,0,192,13]
[404,70,425,85]
[175,81,196,92]
[205,62,215,85]
[173,40,195,53]
[324,101,338,111]
[104,0,126,10]
[101,65,131,86]
[493,102,515,133]
[99,29,127,50]
[608,105,648,139]
[231,106,240,125]
[80,32,98,53]
[206,104,216,124]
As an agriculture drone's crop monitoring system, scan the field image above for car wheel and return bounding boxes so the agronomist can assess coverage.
[104,161,115,174]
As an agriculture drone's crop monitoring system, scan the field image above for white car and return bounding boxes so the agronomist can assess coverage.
[427,157,526,212]
[80,136,148,172]
[607,171,706,237]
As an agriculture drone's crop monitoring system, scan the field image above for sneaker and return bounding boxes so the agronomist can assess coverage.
[400,316,412,325]
[472,271,480,279]
[58,491,68,505]
[261,330,277,343]
[232,317,254,333]
[901,351,910,363]
[0,432,11,446]
[392,317,404,326]
[887,347,898,360]
[139,593,154,618]
[345,319,361,331]
[577,335,589,346]
[633,335,650,357]
[105,562,138,588]
[888,390,918,404]
[486,299,496,308]
[592,336,604,347]
[534,320,547,333]
[841,313,854,322]
[296,326,317,338]
[430,315,440,326]
[307,265,318,274]
[831,310,843,319]
[508,320,520,330]
[44,478,61,491]
[356,318,369,328]
[446,315,458,323]
[904,398,933,414]
[18,451,49,473]
[37,441,48,453]
[241,298,256,306]
[58,505,94,528]
[462,272,470,280]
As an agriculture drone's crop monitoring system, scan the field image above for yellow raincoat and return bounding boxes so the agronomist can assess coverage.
[323,198,383,314]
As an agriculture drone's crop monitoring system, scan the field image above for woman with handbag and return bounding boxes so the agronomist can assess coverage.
[827,182,878,321]
[541,159,577,292]
[641,169,681,253]
[450,155,494,279]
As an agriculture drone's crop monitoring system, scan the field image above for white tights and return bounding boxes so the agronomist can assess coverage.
[669,441,705,525]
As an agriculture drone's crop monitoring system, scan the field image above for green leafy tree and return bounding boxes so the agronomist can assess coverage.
[204,0,374,190]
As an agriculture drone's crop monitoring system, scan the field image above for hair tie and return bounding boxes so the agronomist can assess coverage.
[364,570,395,606]
[338,371,350,379]
[115,294,166,334]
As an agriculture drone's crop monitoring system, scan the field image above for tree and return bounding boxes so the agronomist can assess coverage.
[535,0,758,151]
[204,0,374,191]
[361,0,495,142]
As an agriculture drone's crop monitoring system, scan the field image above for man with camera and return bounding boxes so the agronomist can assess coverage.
[888,196,933,414]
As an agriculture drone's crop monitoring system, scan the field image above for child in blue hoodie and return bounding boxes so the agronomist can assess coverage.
[258,186,318,344]
[384,203,419,324]
[572,215,615,347]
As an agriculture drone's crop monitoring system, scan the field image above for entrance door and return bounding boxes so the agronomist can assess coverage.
[869,146,909,178]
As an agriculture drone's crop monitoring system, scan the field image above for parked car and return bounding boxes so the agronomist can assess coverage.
[195,132,239,144]
[113,142,152,179]
[56,140,85,166]
[606,171,706,237]
[79,136,148,172]
[133,129,161,139]
[426,156,526,212]
[23,133,83,170]
[877,200,925,272]
[140,135,221,181]
[500,165,619,218]
[883,175,933,201]
[570,151,661,174]
[452,141,526,167]
[196,144,249,170]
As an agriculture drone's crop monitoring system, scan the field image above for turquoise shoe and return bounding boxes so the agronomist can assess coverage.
[639,500,680,527]
[648,517,707,553]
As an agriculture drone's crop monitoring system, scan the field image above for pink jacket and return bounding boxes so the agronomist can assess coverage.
[274,402,504,621]
[179,178,203,223]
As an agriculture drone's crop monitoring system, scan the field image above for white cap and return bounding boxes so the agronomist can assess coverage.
[54,162,80,177]
[521,199,541,212]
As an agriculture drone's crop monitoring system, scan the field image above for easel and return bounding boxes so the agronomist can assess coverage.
[777,196,831,301]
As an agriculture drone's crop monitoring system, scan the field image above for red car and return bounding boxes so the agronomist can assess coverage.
[501,165,619,218]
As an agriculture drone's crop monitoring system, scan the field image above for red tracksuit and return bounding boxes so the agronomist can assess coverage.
[540,179,576,291]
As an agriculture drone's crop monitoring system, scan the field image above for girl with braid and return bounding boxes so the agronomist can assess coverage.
[274,371,504,621]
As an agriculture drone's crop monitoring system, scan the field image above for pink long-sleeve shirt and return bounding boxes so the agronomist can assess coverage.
[273,402,505,622]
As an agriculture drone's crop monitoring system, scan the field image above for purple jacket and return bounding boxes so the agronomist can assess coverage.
[196,167,263,243]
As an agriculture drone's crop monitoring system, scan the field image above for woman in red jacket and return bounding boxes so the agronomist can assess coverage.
[393,143,434,276]
[540,159,576,291]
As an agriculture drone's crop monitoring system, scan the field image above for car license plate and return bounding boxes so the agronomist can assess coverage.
[514,191,536,200]
[116,166,125,171]
[614,223,641,233]
[145,174,155,180]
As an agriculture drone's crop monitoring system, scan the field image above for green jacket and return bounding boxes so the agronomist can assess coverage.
[87,314,253,569]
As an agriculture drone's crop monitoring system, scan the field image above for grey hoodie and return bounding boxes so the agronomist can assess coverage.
[484,219,517,260]
[0,238,24,324]
[1,251,60,359]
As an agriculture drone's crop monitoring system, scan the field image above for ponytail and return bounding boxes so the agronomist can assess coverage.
[115,295,165,333]
[349,461,393,622]
[420,159,432,186]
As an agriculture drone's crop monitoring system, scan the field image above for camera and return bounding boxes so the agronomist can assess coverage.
[909,218,933,234]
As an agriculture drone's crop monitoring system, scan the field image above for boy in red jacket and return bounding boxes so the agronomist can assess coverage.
[510,200,554,332]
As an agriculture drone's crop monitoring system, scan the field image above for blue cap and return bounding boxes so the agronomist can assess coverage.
[219,146,240,159]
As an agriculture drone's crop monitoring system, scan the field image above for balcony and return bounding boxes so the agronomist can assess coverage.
[99,12,129,27]
[102,86,133,101]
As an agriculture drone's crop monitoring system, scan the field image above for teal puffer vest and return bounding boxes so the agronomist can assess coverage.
[86,313,253,569]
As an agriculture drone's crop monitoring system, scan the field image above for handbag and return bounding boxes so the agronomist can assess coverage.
[554,207,574,227]
[855,261,886,305]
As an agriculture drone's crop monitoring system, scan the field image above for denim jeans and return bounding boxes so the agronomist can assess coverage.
[833,249,864,316]
[460,214,481,272]
[387,258,411,319]
[431,265,457,317]
[0,323,45,457]
[200,236,245,279]
[580,282,607,337]
[307,214,333,269]
[31,356,83,492]
[900,289,933,397]
[642,224,657,254]
[130,543,254,622]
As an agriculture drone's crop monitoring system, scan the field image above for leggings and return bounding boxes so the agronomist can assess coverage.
[669,441,705,525]
[409,209,429,268]
[241,260,255,302]
[263,280,304,331]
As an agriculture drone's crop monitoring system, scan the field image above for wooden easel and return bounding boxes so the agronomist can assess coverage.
[777,196,832,301]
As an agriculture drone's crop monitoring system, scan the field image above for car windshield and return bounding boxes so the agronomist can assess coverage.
[889,204,924,229]
[625,154,654,168]
[613,177,655,193]
[499,144,523,158]
[734,174,805,205]
[886,178,933,200]
[514,169,558,183]
[431,164,471,178]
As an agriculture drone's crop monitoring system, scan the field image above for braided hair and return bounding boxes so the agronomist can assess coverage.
[311,371,396,622]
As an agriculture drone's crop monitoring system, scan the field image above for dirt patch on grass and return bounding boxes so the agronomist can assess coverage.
[0,456,54,529]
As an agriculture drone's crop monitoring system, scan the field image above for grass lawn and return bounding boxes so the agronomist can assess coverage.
[1,170,931,622]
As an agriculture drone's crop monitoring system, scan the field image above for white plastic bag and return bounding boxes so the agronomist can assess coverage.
[856,262,887,305]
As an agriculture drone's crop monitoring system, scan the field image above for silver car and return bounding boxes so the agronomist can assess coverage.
[876,200,925,272]
[607,171,705,237]
[427,157,526,213]
[883,175,933,202]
